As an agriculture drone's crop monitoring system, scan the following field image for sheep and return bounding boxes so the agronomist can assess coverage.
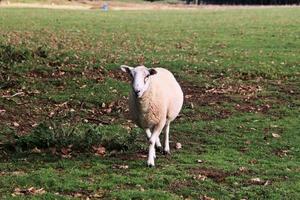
[120,65,184,167]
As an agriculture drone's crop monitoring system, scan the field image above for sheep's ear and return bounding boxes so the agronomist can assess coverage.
[149,68,157,76]
[120,65,133,74]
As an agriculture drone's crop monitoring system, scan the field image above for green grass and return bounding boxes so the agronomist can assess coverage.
[0,7,300,199]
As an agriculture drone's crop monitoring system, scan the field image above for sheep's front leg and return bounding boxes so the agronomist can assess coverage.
[145,128,152,139]
[146,128,162,150]
[148,123,165,167]
[164,121,171,154]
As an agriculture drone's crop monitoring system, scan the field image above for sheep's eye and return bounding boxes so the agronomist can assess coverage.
[144,75,149,83]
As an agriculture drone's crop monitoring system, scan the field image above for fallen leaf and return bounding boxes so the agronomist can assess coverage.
[49,111,55,117]
[61,147,72,158]
[249,159,258,164]
[202,195,215,200]
[12,187,46,196]
[264,180,271,186]
[31,123,38,127]
[61,147,70,155]
[138,154,147,158]
[73,192,82,197]
[93,145,106,156]
[250,177,264,184]
[11,171,26,176]
[112,164,129,169]
[275,149,289,157]
[245,140,251,145]
[31,147,41,153]
[238,166,248,173]
[104,108,112,114]
[189,102,194,109]
[91,192,104,198]
[32,188,46,195]
[195,174,207,181]
[13,122,19,127]
[272,133,281,138]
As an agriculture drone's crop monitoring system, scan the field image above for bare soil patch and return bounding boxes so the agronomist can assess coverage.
[1,1,295,11]
[191,167,230,183]
[107,68,131,83]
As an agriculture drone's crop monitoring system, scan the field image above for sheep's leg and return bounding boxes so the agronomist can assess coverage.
[147,128,162,153]
[155,137,162,148]
[155,136,164,155]
[164,121,171,154]
[148,122,165,167]
[145,128,152,139]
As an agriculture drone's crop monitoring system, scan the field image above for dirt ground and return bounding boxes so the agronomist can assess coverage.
[0,0,296,10]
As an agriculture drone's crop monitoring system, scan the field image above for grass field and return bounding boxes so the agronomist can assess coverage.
[0,7,300,199]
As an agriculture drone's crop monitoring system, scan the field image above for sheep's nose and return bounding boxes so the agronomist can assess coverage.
[134,90,140,95]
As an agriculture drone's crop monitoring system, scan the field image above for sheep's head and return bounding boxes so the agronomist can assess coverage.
[120,65,157,98]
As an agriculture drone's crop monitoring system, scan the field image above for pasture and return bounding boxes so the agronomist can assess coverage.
[0,7,299,199]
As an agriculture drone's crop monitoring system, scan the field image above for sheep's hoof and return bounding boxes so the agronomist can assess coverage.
[147,160,155,167]
[163,150,171,155]
[147,164,155,168]
[155,146,164,154]
[147,162,155,168]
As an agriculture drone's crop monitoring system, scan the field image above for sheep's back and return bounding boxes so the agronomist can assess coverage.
[152,68,183,122]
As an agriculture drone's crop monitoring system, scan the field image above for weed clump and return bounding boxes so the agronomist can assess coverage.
[5,123,139,153]
[0,44,33,64]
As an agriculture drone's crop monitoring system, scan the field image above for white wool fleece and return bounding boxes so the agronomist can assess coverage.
[129,68,183,130]
[122,65,183,167]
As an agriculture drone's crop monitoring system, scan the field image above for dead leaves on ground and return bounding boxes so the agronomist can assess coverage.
[195,174,208,181]
[186,83,262,101]
[205,84,262,99]
[12,187,46,196]
[61,145,73,158]
[249,177,271,186]
[60,144,107,158]
[65,189,105,199]
[31,147,41,153]
[202,195,215,200]
[112,164,129,169]
[272,133,281,138]
[192,167,229,183]
[92,145,106,157]
[274,149,290,157]
[0,109,6,115]
[25,144,109,158]
[12,187,105,199]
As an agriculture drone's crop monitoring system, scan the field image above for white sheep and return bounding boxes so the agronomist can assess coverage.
[120,65,184,167]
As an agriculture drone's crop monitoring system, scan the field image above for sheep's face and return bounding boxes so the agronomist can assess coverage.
[120,65,157,98]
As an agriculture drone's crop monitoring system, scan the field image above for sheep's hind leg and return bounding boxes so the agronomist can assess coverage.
[148,122,165,167]
[164,121,171,155]
[155,137,162,148]
[155,136,164,155]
